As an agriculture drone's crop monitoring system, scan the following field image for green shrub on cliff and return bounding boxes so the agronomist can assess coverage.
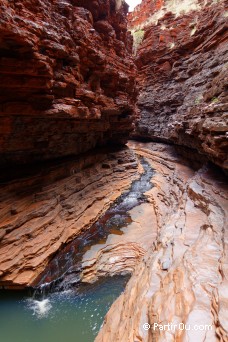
[132,29,145,55]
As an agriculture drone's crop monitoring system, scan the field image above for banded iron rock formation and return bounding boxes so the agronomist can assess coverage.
[0,0,228,341]
[0,0,136,166]
[0,0,137,286]
[129,0,228,170]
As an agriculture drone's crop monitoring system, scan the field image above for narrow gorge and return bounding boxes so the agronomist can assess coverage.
[0,0,227,341]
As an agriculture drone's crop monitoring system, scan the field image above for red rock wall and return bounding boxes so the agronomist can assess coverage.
[129,0,228,170]
[0,0,136,166]
[128,0,164,29]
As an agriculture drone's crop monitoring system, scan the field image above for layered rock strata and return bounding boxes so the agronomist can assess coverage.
[0,0,136,166]
[0,147,138,288]
[96,141,228,342]
[81,202,157,283]
[129,0,228,170]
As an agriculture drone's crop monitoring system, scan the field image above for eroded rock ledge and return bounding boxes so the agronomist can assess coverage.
[0,147,138,288]
[129,0,228,170]
[0,0,136,166]
[96,141,228,342]
[81,202,157,284]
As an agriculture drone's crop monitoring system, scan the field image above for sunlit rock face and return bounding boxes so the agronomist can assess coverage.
[0,0,136,166]
[96,141,228,342]
[128,0,228,170]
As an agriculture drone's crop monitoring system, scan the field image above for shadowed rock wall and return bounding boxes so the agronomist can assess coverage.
[0,0,136,166]
[129,0,228,170]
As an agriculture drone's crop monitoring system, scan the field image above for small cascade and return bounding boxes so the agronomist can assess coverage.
[0,158,154,342]
[0,156,154,342]
[27,297,52,319]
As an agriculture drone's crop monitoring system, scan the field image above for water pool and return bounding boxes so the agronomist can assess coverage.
[0,275,129,342]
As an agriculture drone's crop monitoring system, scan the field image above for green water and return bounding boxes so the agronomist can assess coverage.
[0,276,129,342]
[0,158,154,342]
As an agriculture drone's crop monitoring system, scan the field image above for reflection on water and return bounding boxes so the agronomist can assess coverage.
[0,276,129,342]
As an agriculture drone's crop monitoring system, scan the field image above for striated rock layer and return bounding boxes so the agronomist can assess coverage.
[0,0,136,166]
[96,141,228,342]
[0,147,138,288]
[129,0,228,170]
[81,202,157,283]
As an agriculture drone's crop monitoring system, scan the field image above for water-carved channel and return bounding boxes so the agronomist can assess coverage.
[0,157,154,342]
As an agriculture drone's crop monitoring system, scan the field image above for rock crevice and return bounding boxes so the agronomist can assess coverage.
[0,1,227,341]
[129,0,228,170]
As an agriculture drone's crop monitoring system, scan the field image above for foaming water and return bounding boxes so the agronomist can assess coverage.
[0,157,154,342]
[27,298,52,318]
[0,276,129,342]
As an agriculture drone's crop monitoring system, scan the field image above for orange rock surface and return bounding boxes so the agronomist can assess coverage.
[96,141,228,342]
[0,147,138,288]
[81,202,157,283]
[0,1,227,340]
